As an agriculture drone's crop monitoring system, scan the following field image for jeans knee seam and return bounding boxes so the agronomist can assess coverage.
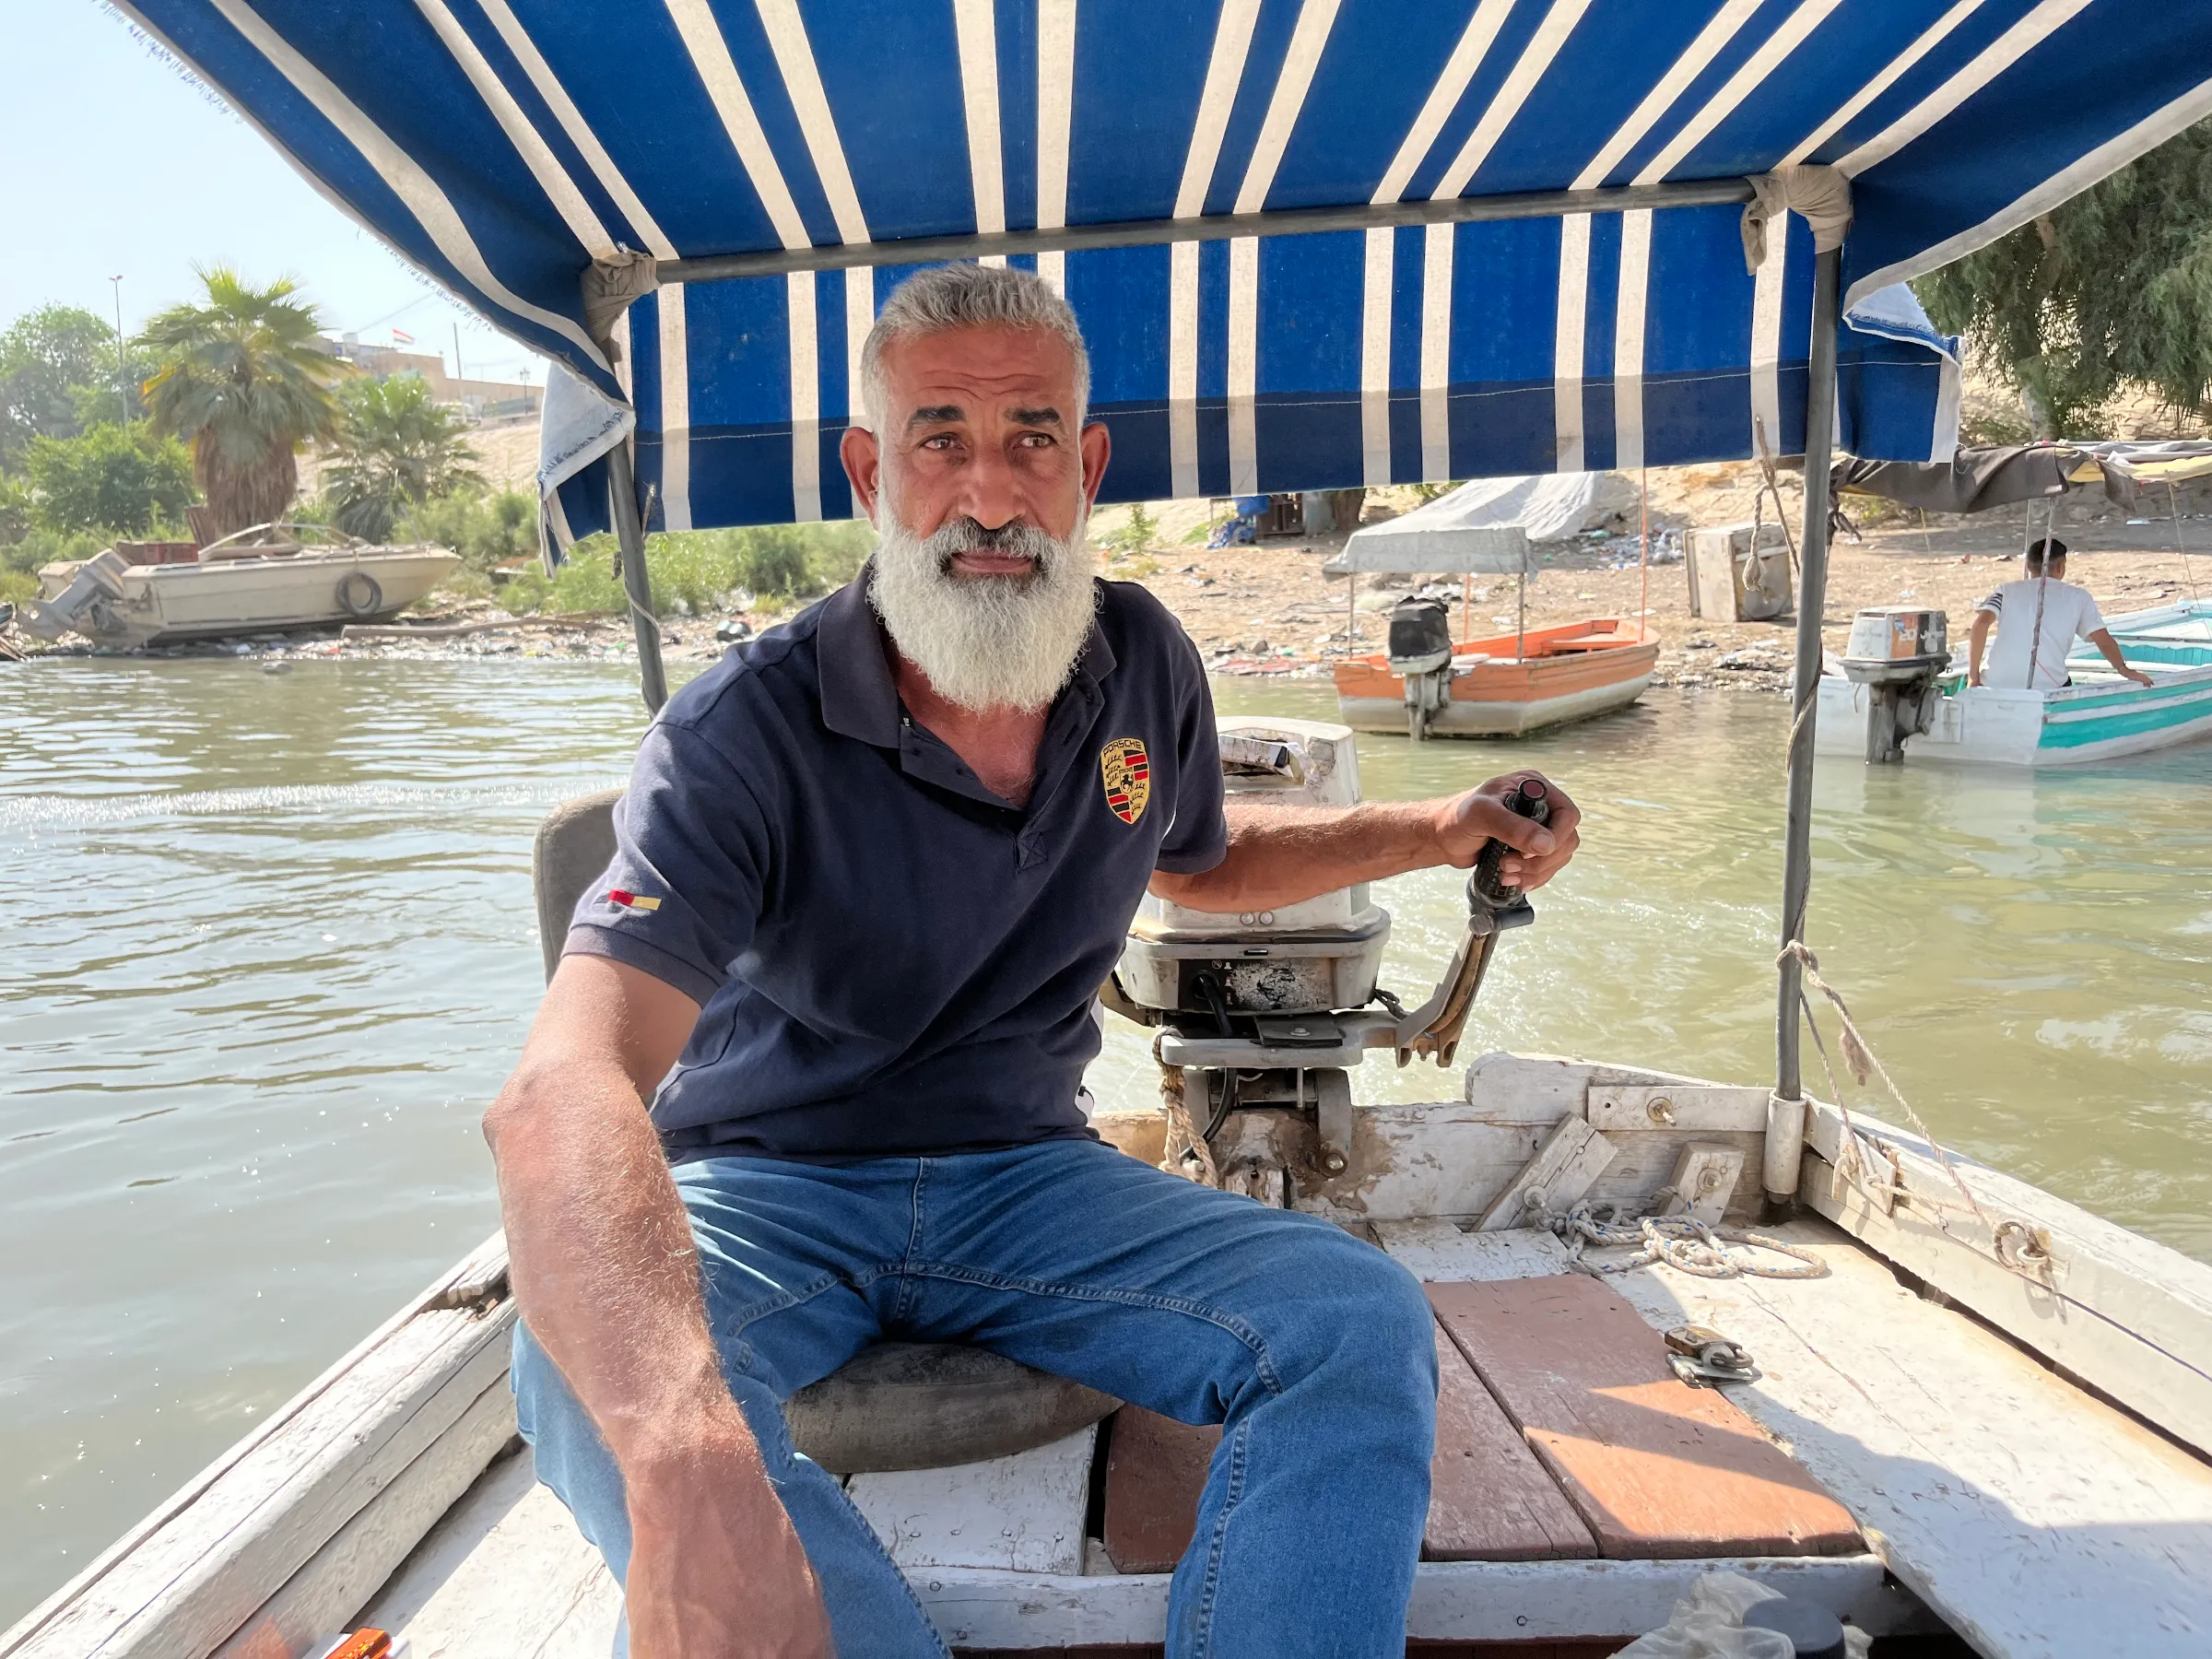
[903,1261,1284,1394]
[1191,1418,1249,1659]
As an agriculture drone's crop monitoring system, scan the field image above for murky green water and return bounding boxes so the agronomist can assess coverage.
[3,655,2208,1625]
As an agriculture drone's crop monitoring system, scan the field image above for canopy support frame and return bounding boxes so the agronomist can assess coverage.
[1771,244,1842,1209]
[651,179,1756,286]
[606,439,668,714]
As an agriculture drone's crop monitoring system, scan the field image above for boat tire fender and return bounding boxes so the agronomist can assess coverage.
[336,571,384,618]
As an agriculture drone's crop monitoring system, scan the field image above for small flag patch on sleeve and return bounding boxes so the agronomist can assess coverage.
[606,888,663,912]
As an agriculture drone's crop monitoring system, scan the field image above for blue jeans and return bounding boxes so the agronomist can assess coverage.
[512,1137,1436,1658]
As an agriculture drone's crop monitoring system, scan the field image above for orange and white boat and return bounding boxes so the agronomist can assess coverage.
[1334,617,1658,737]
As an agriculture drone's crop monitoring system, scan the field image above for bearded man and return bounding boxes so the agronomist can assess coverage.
[488,263,1580,1659]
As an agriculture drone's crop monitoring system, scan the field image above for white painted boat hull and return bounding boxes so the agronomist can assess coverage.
[36,547,460,646]
[1338,671,1653,737]
[1818,668,2212,765]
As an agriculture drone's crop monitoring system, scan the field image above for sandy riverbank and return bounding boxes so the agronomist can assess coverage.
[10,466,2207,684]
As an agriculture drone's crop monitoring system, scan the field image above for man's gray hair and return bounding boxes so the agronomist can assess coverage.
[858,263,1090,435]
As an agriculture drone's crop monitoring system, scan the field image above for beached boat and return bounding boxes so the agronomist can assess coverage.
[1335,618,1659,738]
[20,524,459,649]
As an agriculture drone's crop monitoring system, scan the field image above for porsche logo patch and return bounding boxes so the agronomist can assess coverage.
[1099,736,1151,826]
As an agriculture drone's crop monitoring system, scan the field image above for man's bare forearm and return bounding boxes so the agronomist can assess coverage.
[1154,773,1579,915]
[1150,800,1460,915]
[1153,799,1449,912]
[488,1056,746,1473]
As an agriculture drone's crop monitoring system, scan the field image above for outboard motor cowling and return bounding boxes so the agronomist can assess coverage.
[1385,595,1455,741]
[18,549,130,642]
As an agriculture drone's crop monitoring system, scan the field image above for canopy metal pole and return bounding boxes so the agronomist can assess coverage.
[606,438,668,714]
[655,178,1756,286]
[1770,243,1842,1207]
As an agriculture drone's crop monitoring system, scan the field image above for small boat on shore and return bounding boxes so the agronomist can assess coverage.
[1335,617,1658,737]
[20,524,458,650]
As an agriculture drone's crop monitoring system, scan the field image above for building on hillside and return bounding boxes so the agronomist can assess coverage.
[314,333,538,420]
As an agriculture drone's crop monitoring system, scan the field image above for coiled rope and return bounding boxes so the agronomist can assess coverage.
[1535,1199,1830,1280]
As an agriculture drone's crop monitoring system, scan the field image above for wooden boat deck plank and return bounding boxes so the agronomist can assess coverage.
[1423,1324,1598,1561]
[1604,1216,2212,1659]
[1428,1277,1864,1560]
[1100,1317,1597,1571]
[848,1426,1096,1576]
[1100,1407,1217,1574]
[362,1445,620,1659]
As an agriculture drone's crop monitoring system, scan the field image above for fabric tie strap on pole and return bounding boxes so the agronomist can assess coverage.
[582,251,660,366]
[1739,165,1853,274]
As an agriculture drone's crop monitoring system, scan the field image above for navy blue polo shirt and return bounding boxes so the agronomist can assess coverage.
[563,569,1228,1162]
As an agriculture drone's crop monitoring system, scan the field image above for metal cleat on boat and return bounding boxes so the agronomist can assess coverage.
[1663,1324,1760,1387]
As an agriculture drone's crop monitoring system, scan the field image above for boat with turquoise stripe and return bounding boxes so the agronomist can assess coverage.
[1897,665,2212,766]
[2077,597,2212,670]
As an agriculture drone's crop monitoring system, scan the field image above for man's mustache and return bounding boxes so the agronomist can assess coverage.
[925,518,1057,571]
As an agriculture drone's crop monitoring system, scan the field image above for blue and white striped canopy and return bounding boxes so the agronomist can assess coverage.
[127,1,2212,544]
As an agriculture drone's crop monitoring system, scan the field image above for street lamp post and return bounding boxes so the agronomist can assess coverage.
[110,276,130,421]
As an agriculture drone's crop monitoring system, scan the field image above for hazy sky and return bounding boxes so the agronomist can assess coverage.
[3,1,547,383]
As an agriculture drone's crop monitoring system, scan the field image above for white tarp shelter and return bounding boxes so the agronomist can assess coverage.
[1328,472,1641,574]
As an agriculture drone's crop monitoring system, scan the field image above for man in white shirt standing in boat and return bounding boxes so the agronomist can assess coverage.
[1967,535,2152,690]
[484,263,1581,1659]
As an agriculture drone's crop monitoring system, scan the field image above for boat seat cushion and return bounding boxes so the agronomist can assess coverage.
[782,1341,1121,1475]
[533,789,623,984]
[532,795,1122,1474]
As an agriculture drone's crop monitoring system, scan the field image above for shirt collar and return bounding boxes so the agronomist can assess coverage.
[817,571,901,746]
[817,561,1118,747]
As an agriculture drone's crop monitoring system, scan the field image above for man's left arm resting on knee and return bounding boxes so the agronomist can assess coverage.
[1150,771,1581,912]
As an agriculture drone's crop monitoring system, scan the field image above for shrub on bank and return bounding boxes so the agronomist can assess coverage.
[497,520,875,619]
[398,488,536,571]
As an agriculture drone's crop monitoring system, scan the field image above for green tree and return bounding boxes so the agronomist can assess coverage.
[1917,121,2212,435]
[0,304,118,466]
[323,374,482,540]
[25,422,196,535]
[140,266,342,538]
[0,477,31,545]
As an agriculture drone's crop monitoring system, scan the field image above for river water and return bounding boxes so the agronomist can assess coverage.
[4,655,2208,1625]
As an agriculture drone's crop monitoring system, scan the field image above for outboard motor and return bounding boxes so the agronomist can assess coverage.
[18,548,130,642]
[1386,594,1454,740]
[1836,606,1949,762]
[1107,718,1547,1194]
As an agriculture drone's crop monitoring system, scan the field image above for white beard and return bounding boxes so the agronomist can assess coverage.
[868,507,1100,713]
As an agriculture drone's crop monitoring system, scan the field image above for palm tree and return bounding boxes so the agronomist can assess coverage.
[324,374,483,541]
[140,267,342,539]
